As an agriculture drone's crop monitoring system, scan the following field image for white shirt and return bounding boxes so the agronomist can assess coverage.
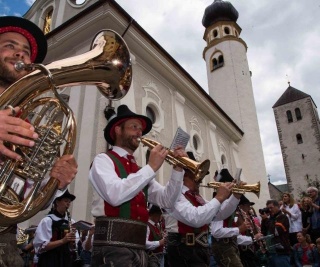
[33,213,77,253]
[210,220,253,246]
[89,146,184,216]
[146,220,162,250]
[165,185,240,232]
[280,203,302,233]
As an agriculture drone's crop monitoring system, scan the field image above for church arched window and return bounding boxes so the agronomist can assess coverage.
[43,8,53,35]
[218,55,224,67]
[295,108,302,120]
[296,134,303,144]
[211,51,224,72]
[286,110,293,123]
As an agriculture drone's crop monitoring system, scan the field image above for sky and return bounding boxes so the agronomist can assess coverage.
[1,0,320,185]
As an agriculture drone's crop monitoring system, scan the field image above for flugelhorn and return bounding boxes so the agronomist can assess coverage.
[138,137,210,182]
[0,29,132,227]
[201,181,260,198]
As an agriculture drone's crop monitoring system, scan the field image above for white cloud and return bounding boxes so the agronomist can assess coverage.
[25,0,35,7]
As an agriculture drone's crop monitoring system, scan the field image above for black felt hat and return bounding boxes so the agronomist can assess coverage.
[217,168,234,182]
[0,16,47,63]
[104,105,152,145]
[54,189,76,202]
[239,195,255,206]
[187,151,210,175]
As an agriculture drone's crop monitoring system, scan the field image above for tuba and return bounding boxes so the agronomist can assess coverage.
[138,137,210,183]
[0,30,132,228]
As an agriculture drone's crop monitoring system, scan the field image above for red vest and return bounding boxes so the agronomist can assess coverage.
[103,150,149,222]
[177,192,208,234]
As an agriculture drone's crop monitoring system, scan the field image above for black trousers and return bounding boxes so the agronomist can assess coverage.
[167,244,209,267]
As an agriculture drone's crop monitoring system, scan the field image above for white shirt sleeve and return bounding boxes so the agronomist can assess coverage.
[147,169,184,210]
[33,216,53,253]
[237,234,253,245]
[210,220,240,239]
[166,191,239,228]
[145,225,161,250]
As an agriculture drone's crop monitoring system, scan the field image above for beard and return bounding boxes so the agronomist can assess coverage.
[0,57,26,89]
[118,130,139,152]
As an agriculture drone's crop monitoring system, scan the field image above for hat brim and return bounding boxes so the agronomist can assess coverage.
[104,114,152,145]
[54,190,76,202]
[0,16,47,63]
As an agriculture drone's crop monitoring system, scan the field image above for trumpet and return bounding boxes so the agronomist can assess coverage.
[200,181,260,198]
[138,137,210,183]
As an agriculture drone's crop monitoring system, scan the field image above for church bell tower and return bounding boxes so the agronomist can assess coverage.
[202,0,269,203]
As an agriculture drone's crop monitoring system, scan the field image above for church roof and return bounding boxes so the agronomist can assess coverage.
[202,0,239,28]
[272,85,310,108]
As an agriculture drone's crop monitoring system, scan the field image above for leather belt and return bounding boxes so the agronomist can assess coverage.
[168,232,209,247]
[93,217,147,250]
[212,236,237,244]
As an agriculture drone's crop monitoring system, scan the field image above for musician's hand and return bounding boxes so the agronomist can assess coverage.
[50,155,78,189]
[215,182,233,203]
[148,144,168,172]
[0,107,38,160]
[254,232,263,241]
[233,181,247,199]
[62,231,76,244]
[159,238,165,247]
[172,145,187,172]
[238,220,251,234]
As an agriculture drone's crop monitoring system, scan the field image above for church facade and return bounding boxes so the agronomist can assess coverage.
[22,0,269,225]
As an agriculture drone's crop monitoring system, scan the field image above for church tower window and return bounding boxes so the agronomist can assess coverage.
[286,110,293,123]
[295,108,302,120]
[296,134,303,144]
[224,27,230,35]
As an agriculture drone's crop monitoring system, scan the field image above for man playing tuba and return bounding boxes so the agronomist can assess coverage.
[0,16,78,266]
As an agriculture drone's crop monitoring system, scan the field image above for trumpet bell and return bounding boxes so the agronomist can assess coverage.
[138,137,210,183]
[203,181,261,198]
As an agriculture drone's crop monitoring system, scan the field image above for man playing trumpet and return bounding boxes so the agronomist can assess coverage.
[163,157,241,267]
[89,104,186,267]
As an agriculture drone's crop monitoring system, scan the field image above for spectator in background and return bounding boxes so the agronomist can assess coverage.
[292,231,315,267]
[300,196,313,235]
[280,192,302,246]
[261,199,291,267]
[306,187,320,243]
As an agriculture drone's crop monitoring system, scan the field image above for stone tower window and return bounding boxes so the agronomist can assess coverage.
[296,134,303,144]
[286,110,293,123]
[295,108,302,120]
[213,29,218,38]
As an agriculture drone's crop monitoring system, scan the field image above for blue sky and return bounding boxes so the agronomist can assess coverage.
[0,0,33,16]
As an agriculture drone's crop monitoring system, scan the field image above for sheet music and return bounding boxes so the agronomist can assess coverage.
[170,127,190,150]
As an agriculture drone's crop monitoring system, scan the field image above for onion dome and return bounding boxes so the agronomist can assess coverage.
[202,0,239,28]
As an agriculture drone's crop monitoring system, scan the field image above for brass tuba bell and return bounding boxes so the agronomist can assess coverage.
[138,137,210,183]
[0,30,132,228]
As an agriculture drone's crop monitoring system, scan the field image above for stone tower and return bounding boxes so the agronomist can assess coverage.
[202,0,269,204]
[273,85,320,198]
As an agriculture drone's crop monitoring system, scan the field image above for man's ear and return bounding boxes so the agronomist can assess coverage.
[114,125,121,136]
